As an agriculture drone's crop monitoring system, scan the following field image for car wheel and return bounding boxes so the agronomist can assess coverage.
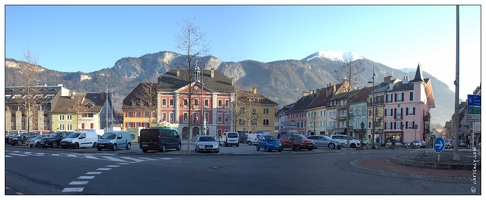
[350,143,356,148]
[97,148,102,151]
[236,143,239,147]
[63,146,68,149]
[17,140,22,146]
[265,146,270,152]
[278,149,282,152]
[92,142,97,148]
[328,143,335,150]
[161,144,166,152]
[256,145,260,151]
[308,148,313,151]
[176,143,181,151]
[112,144,117,151]
[215,150,219,153]
[52,142,59,149]
[224,142,227,147]
[142,149,148,153]
[36,142,41,148]
[74,143,79,149]
[126,143,131,150]
[247,141,252,146]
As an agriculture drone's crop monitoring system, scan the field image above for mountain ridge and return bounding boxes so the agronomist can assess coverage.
[5,51,455,125]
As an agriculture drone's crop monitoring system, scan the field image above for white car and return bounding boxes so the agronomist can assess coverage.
[246,133,268,146]
[219,132,239,147]
[195,135,219,153]
[330,134,361,148]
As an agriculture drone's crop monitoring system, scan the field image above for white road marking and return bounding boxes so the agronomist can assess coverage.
[102,156,126,162]
[118,162,131,165]
[85,155,99,159]
[106,165,120,168]
[120,157,147,162]
[62,188,84,192]
[5,155,13,158]
[67,154,77,157]
[52,154,60,156]
[9,153,28,157]
[86,172,102,175]
[69,181,89,185]
[160,158,174,160]
[77,176,95,180]
[97,168,111,171]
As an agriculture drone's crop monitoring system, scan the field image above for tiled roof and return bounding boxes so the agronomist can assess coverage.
[122,83,157,110]
[350,87,373,103]
[307,84,340,109]
[286,92,318,113]
[5,86,62,103]
[238,90,278,105]
[52,93,107,113]
[157,68,234,93]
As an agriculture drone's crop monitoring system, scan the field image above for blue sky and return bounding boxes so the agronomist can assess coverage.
[3,3,482,101]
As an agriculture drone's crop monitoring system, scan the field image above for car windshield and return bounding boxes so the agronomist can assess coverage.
[295,134,307,139]
[101,133,116,139]
[264,136,277,141]
[66,132,81,138]
[6,132,17,137]
[227,133,238,138]
[323,136,333,140]
[199,137,216,141]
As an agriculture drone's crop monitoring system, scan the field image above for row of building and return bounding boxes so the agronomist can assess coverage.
[4,64,437,144]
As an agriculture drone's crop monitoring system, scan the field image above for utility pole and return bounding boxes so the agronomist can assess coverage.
[453,5,461,161]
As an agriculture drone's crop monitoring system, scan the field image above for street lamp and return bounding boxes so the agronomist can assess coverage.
[367,62,376,149]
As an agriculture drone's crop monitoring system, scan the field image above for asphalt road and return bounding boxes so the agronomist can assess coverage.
[5,144,481,195]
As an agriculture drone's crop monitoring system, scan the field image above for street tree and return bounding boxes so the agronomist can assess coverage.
[174,17,211,153]
[332,52,365,149]
[133,83,158,126]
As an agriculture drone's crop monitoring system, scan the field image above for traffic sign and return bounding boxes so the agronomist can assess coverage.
[467,94,481,106]
[466,114,481,122]
[433,137,445,153]
[468,107,481,114]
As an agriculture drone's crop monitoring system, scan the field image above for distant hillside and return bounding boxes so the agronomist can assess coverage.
[5,51,456,125]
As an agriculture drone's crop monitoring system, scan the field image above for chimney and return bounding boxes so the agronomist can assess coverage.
[384,76,393,83]
[252,87,257,94]
[309,90,314,95]
[302,92,308,97]
[402,76,408,84]
[211,68,214,78]
[176,67,180,77]
[57,83,63,87]
[70,92,75,99]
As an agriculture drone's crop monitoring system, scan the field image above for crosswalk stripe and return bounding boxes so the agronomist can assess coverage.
[9,153,28,157]
[67,154,77,157]
[120,157,147,162]
[62,188,84,192]
[86,172,102,175]
[102,156,126,162]
[69,181,89,185]
[106,165,120,168]
[97,168,111,171]
[85,155,99,159]
[78,176,95,180]
[52,154,60,156]
[5,155,13,158]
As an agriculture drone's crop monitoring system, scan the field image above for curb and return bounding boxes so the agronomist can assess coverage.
[390,155,481,170]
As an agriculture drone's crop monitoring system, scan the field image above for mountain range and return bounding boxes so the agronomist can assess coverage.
[5,50,456,125]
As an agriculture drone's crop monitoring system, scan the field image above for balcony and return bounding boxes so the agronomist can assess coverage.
[336,104,346,109]
[326,125,335,130]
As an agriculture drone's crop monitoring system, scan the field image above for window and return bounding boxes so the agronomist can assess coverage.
[82,113,94,118]
[263,108,269,114]
[251,119,258,126]
[162,113,167,122]
[409,91,414,101]
[169,112,174,123]
[218,100,223,107]
[204,99,209,107]
[385,122,391,130]
[169,98,174,107]
[217,113,222,123]
[395,108,402,120]
[407,121,415,129]
[395,122,403,130]
[263,119,269,125]
[66,115,72,121]
[81,123,85,130]
[396,92,404,102]
[59,124,65,130]
[59,114,65,121]
[386,93,393,102]
[239,119,245,125]
[407,107,415,115]
[385,109,393,117]
[194,112,199,123]
[194,98,199,106]
[183,112,188,123]
[67,124,73,131]
[183,98,189,106]
[90,123,94,129]
[162,99,167,106]
[225,100,230,107]
[204,112,209,122]
[225,113,229,123]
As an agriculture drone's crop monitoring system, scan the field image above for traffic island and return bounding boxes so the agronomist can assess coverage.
[390,151,481,170]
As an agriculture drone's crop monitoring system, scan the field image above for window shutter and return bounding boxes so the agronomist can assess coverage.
[413,107,415,115]
[400,108,403,119]
[393,108,396,119]
[393,122,396,129]
[402,92,404,101]
[394,93,397,102]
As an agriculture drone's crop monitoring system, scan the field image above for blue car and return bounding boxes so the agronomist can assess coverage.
[256,135,283,152]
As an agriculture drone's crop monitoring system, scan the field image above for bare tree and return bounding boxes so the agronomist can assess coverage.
[133,83,158,126]
[235,88,263,135]
[332,52,365,149]
[174,17,211,153]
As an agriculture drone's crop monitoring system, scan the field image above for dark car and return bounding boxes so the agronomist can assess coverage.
[139,128,181,153]
[9,132,40,146]
[279,134,314,151]
[6,131,19,144]
[40,131,73,148]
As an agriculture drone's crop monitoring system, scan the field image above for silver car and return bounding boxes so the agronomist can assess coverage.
[29,134,51,148]
[307,135,342,150]
[195,135,220,153]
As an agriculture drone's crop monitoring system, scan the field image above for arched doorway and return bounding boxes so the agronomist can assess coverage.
[182,127,189,139]
[193,127,200,138]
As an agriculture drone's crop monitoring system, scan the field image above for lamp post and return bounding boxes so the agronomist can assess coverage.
[414,124,418,141]
[368,62,376,149]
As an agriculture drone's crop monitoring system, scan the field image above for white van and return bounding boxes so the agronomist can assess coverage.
[60,131,99,149]
[330,134,361,148]
[246,133,269,146]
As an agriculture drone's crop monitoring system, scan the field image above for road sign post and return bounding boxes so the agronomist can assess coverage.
[468,94,481,106]
[468,107,481,114]
[434,137,445,162]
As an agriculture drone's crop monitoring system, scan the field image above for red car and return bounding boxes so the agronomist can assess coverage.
[279,134,314,151]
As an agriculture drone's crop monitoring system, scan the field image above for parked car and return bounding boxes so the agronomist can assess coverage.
[60,131,99,149]
[444,139,454,149]
[219,132,239,147]
[194,135,219,153]
[458,140,467,147]
[330,134,361,148]
[29,134,52,148]
[406,140,426,148]
[40,132,73,148]
[97,131,132,151]
[279,134,314,151]
[256,135,283,152]
[139,128,181,153]
[5,131,19,144]
[10,132,39,146]
[307,135,342,150]
[246,133,268,146]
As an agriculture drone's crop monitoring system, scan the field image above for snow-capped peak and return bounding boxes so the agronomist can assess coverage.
[305,50,364,62]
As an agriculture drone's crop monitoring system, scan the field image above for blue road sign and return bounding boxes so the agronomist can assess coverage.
[468,94,481,106]
[434,137,445,153]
